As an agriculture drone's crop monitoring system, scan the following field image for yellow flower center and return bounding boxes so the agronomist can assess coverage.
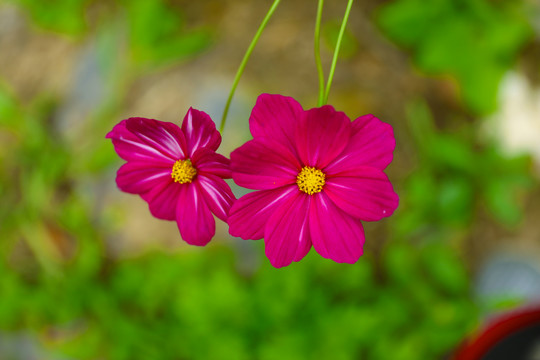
[171,159,197,184]
[296,166,326,195]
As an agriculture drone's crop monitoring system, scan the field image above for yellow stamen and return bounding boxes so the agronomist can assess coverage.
[171,159,197,184]
[296,166,325,195]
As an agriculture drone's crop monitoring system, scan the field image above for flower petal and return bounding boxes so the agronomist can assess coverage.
[106,120,177,164]
[176,183,215,246]
[197,174,236,222]
[228,186,298,240]
[192,148,232,179]
[141,179,182,221]
[309,192,365,264]
[249,94,304,151]
[116,161,172,195]
[125,117,187,160]
[231,138,299,190]
[264,190,312,268]
[325,114,395,173]
[324,167,399,221]
[295,105,351,169]
[182,108,221,156]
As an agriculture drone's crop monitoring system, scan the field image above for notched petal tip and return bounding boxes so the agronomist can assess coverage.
[325,168,399,222]
[325,114,396,173]
[263,191,312,268]
[181,107,221,156]
[310,193,365,264]
[176,184,216,246]
[106,119,131,139]
[249,94,304,149]
[197,175,236,223]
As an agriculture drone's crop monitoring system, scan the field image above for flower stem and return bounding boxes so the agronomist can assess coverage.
[220,0,281,134]
[323,0,353,105]
[314,0,325,107]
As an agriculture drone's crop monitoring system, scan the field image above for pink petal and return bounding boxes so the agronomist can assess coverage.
[324,167,399,221]
[249,94,304,151]
[176,183,215,246]
[141,179,182,221]
[125,117,187,161]
[231,138,299,190]
[325,114,395,174]
[295,105,351,169]
[309,192,365,264]
[191,148,232,179]
[196,174,236,222]
[228,186,298,240]
[264,190,313,268]
[106,120,176,164]
[116,161,172,195]
[181,108,221,156]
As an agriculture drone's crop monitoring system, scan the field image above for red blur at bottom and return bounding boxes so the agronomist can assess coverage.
[453,303,540,360]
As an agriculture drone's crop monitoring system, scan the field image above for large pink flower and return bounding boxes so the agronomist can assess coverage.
[229,94,399,268]
[106,108,236,246]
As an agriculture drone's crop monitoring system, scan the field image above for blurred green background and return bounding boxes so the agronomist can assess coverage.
[1,0,540,359]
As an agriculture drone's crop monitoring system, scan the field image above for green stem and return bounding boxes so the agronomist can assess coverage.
[220,0,281,134]
[314,0,325,107]
[323,0,353,105]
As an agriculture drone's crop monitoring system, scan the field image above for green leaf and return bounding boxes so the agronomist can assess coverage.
[436,176,475,226]
[421,243,469,295]
[377,0,533,114]
[482,178,523,226]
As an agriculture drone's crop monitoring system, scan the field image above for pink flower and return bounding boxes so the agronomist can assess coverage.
[228,94,399,268]
[106,108,236,246]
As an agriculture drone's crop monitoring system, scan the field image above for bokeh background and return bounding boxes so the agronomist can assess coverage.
[1,0,540,359]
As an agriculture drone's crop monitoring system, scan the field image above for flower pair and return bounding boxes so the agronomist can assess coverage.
[107,94,399,268]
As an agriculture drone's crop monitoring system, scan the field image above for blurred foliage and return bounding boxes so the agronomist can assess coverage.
[377,0,533,114]
[121,0,213,66]
[7,0,213,66]
[395,100,534,240]
[0,242,479,360]
[0,76,477,359]
[12,0,89,35]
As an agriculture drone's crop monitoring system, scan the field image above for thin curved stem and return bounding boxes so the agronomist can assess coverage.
[220,0,281,134]
[323,0,353,105]
[314,0,325,107]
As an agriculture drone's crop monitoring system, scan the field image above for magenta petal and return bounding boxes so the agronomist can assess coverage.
[229,186,298,240]
[116,161,172,195]
[231,138,299,190]
[324,167,399,221]
[249,94,304,151]
[106,120,176,164]
[196,174,236,222]
[125,117,187,160]
[295,105,351,169]
[310,192,364,264]
[176,184,215,246]
[141,179,182,221]
[192,148,231,179]
[325,114,395,173]
[264,190,312,268]
[182,108,221,156]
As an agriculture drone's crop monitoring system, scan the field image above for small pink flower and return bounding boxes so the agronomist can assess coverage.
[106,108,236,246]
[229,94,399,268]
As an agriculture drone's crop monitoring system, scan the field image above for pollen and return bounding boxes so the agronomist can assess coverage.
[171,159,197,184]
[296,166,326,195]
